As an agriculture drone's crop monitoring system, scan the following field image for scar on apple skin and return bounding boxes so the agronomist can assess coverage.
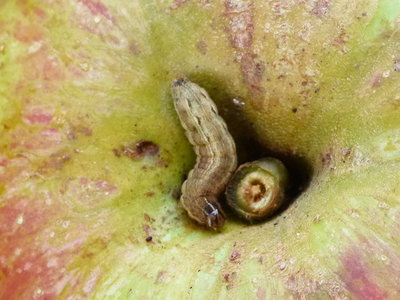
[113,140,160,160]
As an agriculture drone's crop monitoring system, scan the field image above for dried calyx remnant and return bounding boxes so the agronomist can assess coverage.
[225,158,288,221]
[171,78,288,229]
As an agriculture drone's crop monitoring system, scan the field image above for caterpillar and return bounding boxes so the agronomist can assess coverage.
[171,78,288,229]
[171,78,237,230]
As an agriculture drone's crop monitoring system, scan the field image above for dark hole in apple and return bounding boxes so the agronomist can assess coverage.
[186,73,314,223]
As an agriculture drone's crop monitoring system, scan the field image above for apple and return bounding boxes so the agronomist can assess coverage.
[1,0,400,299]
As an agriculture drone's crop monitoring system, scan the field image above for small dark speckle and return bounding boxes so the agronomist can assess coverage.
[121,141,159,160]
[223,272,237,282]
[394,58,400,72]
[196,39,208,55]
[229,250,241,262]
[144,213,153,222]
[112,148,121,157]
[171,187,181,200]
[321,152,333,164]
[274,222,278,226]
[145,236,153,242]
[292,108,298,113]
[80,127,92,136]
[341,147,352,157]
[135,141,159,156]
[182,174,188,182]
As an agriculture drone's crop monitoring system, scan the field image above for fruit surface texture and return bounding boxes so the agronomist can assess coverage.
[0,0,400,299]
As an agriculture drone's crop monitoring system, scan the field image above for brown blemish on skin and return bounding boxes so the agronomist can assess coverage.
[223,272,237,289]
[112,148,121,157]
[332,30,349,47]
[143,224,154,243]
[38,151,71,173]
[310,0,330,18]
[240,53,266,96]
[66,128,77,140]
[258,255,264,264]
[121,141,159,160]
[81,237,109,259]
[196,40,208,55]
[321,151,333,165]
[341,147,352,157]
[80,126,92,136]
[135,141,159,156]
[155,159,169,168]
[223,271,236,282]
[394,58,400,72]
[67,125,92,141]
[129,40,141,55]
[224,0,254,49]
[171,187,181,200]
[155,271,167,284]
[144,213,153,223]
[143,224,152,235]
[370,72,383,88]
[229,249,241,262]
[224,0,265,98]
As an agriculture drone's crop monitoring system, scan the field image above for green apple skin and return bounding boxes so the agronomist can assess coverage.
[1,0,400,299]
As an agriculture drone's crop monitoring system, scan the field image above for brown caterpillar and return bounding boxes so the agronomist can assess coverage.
[171,78,237,229]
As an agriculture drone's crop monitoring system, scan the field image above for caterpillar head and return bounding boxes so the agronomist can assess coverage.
[198,195,225,230]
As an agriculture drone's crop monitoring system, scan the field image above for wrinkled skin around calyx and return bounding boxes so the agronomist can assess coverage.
[0,0,400,299]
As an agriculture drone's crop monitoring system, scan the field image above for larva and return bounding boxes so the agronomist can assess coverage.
[171,78,237,229]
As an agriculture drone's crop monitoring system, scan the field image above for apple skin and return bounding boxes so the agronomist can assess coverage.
[0,0,400,299]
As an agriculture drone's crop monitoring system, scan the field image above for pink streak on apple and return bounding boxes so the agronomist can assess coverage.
[0,196,86,300]
[11,127,62,152]
[78,0,115,22]
[0,156,30,186]
[13,22,44,44]
[341,251,388,300]
[22,107,54,126]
